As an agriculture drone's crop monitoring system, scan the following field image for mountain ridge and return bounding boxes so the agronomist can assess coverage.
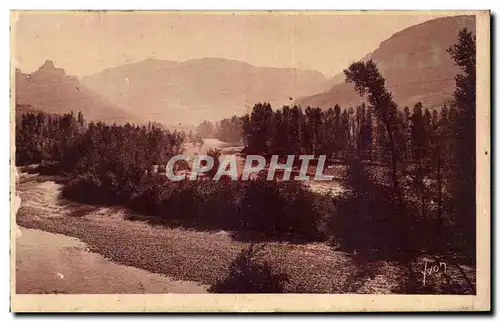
[296,15,476,110]
[15,60,140,123]
[81,57,332,125]
[15,15,475,126]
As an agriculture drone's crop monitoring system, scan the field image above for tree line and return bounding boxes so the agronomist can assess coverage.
[16,111,185,203]
[191,116,242,144]
[15,28,476,274]
[191,28,477,261]
[333,27,476,263]
[15,109,325,240]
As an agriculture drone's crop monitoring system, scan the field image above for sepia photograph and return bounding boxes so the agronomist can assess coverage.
[10,10,490,312]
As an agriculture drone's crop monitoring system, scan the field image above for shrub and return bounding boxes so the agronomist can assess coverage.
[64,167,331,241]
[205,148,222,179]
[239,179,328,241]
[329,158,441,260]
[329,158,405,257]
[127,175,329,241]
[209,244,289,293]
[129,175,244,229]
[62,172,119,205]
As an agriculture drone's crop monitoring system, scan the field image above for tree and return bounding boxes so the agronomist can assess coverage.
[196,120,216,138]
[322,107,336,158]
[401,106,412,171]
[333,104,342,158]
[303,106,323,155]
[289,105,304,155]
[248,103,274,154]
[447,28,476,256]
[340,109,350,157]
[271,109,289,155]
[215,116,242,143]
[77,111,85,127]
[410,102,427,217]
[206,148,222,179]
[434,105,450,237]
[241,114,252,147]
[303,107,314,154]
[363,106,374,161]
[344,60,402,191]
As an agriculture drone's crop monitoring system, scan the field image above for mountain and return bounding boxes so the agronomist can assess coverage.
[296,15,476,110]
[81,58,331,125]
[15,60,139,123]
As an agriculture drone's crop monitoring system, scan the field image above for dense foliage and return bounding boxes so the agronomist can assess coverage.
[192,117,242,143]
[15,28,476,261]
[16,111,328,241]
[331,27,477,260]
[16,112,184,203]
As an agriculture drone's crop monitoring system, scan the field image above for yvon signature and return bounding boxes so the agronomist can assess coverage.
[420,261,447,286]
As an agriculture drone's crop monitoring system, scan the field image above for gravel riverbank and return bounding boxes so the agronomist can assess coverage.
[15,172,476,294]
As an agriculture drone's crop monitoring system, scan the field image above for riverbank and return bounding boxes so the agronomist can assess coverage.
[16,227,208,294]
[15,171,476,294]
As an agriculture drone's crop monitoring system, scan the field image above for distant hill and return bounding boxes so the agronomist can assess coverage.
[15,60,140,123]
[296,15,476,110]
[81,58,332,125]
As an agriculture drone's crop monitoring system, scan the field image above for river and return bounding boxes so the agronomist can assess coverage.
[13,139,348,294]
[14,170,208,294]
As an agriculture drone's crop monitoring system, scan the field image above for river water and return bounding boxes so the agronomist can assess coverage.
[183,138,346,195]
[14,170,208,294]
[16,227,208,294]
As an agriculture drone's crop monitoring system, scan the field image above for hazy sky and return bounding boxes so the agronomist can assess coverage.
[13,11,453,77]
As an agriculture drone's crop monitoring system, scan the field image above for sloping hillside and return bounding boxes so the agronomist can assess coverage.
[15,60,139,123]
[81,58,331,125]
[297,15,476,110]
